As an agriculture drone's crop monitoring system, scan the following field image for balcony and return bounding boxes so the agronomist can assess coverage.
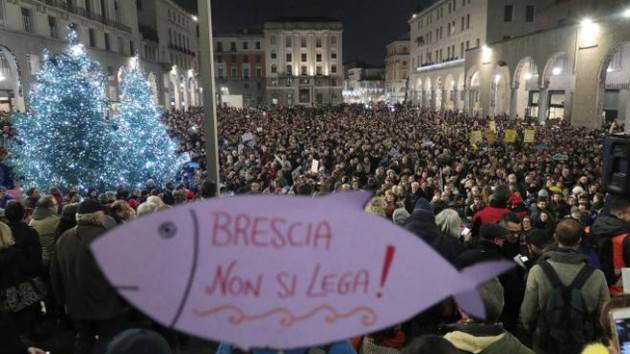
[42,0,131,33]
[140,25,159,42]
[169,44,196,56]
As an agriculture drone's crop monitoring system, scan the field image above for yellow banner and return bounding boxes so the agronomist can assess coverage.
[524,129,535,144]
[504,129,517,143]
[485,129,496,144]
[489,121,497,133]
[470,130,483,145]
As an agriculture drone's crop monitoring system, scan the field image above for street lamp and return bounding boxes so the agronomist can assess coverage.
[0,73,5,82]
[552,67,562,76]
[524,72,532,81]
[580,18,593,27]
[624,9,630,18]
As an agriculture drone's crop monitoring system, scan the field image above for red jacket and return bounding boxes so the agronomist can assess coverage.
[472,206,510,237]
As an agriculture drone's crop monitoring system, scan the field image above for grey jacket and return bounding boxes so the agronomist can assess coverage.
[519,249,610,349]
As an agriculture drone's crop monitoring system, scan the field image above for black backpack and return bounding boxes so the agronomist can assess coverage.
[539,261,596,354]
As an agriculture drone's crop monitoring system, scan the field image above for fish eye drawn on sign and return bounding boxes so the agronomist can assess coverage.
[91,191,513,350]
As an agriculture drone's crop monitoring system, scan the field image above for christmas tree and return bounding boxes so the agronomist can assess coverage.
[9,27,119,191]
[114,56,185,188]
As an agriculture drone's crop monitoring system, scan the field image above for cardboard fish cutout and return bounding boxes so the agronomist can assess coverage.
[91,192,512,350]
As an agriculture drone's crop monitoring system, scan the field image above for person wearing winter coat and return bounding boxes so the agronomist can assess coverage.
[443,279,533,354]
[592,195,630,296]
[29,195,60,270]
[5,202,41,279]
[471,185,511,238]
[50,200,129,354]
[520,219,610,352]
[405,198,440,245]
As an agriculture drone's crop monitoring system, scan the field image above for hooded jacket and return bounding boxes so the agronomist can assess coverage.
[29,207,60,267]
[444,323,533,354]
[592,213,630,294]
[404,198,440,244]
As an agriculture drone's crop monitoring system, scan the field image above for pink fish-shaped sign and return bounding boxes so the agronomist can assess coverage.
[91,192,513,349]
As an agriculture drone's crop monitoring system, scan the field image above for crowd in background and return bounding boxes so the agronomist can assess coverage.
[1,104,630,354]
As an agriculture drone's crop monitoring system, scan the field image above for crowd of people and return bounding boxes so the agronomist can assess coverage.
[1,103,630,354]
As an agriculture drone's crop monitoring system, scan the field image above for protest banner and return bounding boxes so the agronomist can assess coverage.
[92,192,512,349]
[310,159,320,173]
[504,129,517,143]
[523,129,535,144]
[553,153,569,161]
[489,121,497,133]
[241,132,255,143]
[485,129,496,144]
[470,130,483,145]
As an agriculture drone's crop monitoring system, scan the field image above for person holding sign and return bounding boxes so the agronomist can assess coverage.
[504,130,517,144]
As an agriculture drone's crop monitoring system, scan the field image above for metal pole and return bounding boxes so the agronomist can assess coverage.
[198,0,221,191]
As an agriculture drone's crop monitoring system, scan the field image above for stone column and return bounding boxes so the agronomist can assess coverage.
[538,87,549,124]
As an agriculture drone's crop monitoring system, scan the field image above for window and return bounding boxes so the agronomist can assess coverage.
[331,36,337,45]
[461,42,464,57]
[466,14,470,29]
[316,53,322,62]
[271,51,277,59]
[285,37,292,48]
[255,41,261,49]
[301,53,307,62]
[270,36,276,45]
[129,41,135,55]
[243,55,248,63]
[331,51,337,59]
[230,42,236,51]
[461,16,465,31]
[218,67,224,78]
[504,5,513,22]
[242,42,248,50]
[331,65,337,74]
[476,38,480,47]
[231,67,237,79]
[103,33,111,51]
[137,0,142,10]
[0,0,5,24]
[118,36,124,54]
[301,65,307,75]
[286,53,292,62]
[526,5,535,22]
[243,67,249,80]
[21,7,32,33]
[286,65,292,74]
[217,55,223,63]
[316,38,322,48]
[316,66,322,75]
[256,66,262,77]
[89,29,96,47]
[169,29,173,44]
[466,40,469,49]
[231,55,236,63]
[301,38,306,48]
[256,55,261,63]
[48,16,58,38]
[216,42,223,52]
[271,64,277,73]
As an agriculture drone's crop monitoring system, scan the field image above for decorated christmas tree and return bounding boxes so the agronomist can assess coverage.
[10,27,119,191]
[114,56,185,188]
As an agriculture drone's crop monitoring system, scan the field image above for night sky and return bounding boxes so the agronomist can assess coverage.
[175,0,435,66]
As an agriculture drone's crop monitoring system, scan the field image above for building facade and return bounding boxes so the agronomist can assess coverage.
[406,0,630,130]
[137,0,200,110]
[384,38,409,103]
[214,30,266,107]
[343,66,385,104]
[464,0,630,130]
[0,0,163,112]
[263,18,343,107]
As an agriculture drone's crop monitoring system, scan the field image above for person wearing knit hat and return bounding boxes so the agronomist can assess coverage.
[105,329,171,354]
[455,224,509,268]
[56,203,78,237]
[51,199,128,354]
[392,207,411,226]
[471,185,511,238]
[443,279,533,353]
